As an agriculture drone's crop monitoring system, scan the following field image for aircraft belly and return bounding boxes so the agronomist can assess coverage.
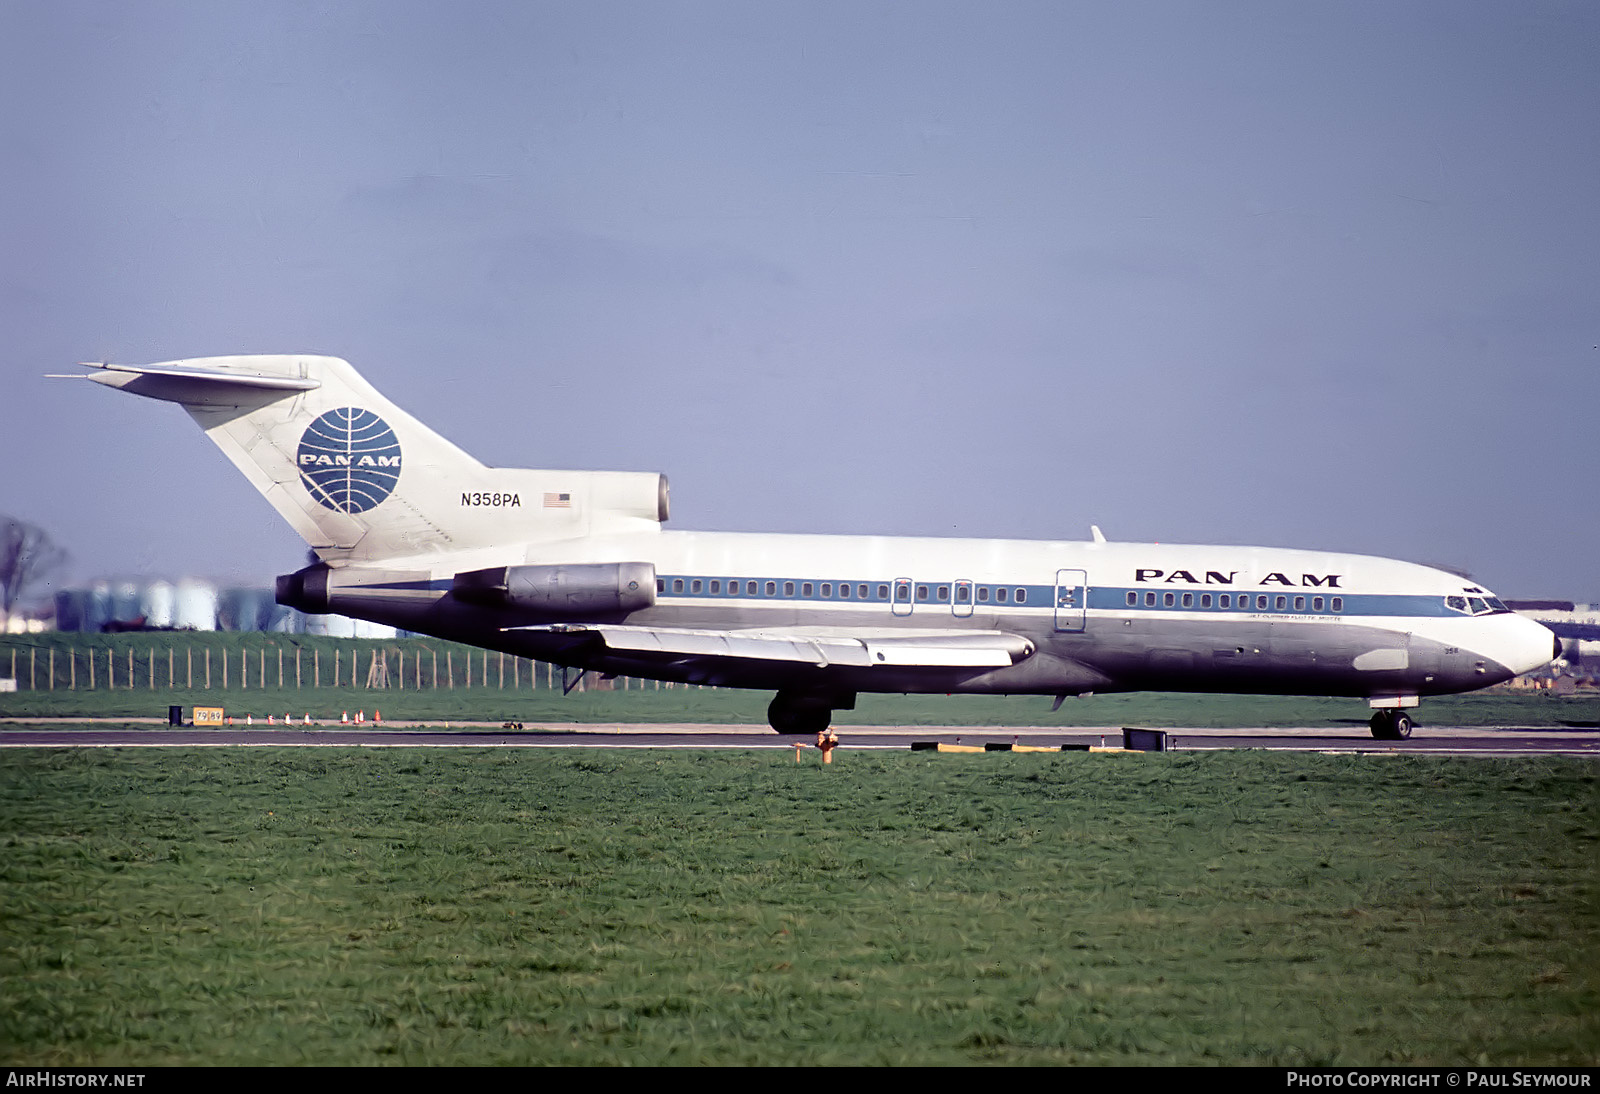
[1055,616,1473,699]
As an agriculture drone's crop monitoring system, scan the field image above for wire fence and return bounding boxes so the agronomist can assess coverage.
[0,640,677,692]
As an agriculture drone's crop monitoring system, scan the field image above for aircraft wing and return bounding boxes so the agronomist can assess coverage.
[509,624,1035,669]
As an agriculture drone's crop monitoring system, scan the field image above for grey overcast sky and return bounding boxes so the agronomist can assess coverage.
[2,1,1596,600]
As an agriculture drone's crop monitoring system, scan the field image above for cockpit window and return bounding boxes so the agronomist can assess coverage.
[1468,597,1489,614]
[1446,596,1468,613]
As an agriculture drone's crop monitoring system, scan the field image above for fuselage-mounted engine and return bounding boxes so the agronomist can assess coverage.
[451,562,655,621]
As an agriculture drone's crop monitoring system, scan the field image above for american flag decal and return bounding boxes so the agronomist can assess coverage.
[543,492,572,508]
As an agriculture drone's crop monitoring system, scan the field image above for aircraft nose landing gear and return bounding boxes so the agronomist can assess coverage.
[1370,709,1414,740]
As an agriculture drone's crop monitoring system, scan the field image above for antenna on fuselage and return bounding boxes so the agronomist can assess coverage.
[1091,525,1107,544]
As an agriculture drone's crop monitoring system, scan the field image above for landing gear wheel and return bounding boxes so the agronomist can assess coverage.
[1370,710,1414,741]
[767,696,832,735]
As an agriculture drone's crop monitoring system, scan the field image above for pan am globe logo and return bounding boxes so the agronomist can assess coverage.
[297,408,403,514]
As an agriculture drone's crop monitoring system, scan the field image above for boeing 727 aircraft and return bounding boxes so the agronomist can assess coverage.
[74,355,1558,739]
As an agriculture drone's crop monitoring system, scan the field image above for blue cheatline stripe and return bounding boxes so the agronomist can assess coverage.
[650,575,1461,619]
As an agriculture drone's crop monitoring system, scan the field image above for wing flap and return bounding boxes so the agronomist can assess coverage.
[510,624,1034,669]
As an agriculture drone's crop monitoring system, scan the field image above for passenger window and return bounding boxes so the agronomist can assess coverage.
[917,585,929,601]
[1220,594,1230,609]
[838,584,848,598]
[859,584,869,599]
[956,584,970,603]
[1016,588,1026,603]
[937,585,949,601]
[998,588,1009,603]
[802,582,813,597]
[1182,592,1193,608]
[1331,597,1343,612]
[764,581,775,596]
[673,579,684,593]
[1126,592,1137,606]
[692,579,702,594]
[880,585,891,600]
[1163,592,1175,607]
[1200,593,1211,608]
[1144,592,1155,607]
[1313,596,1324,611]
[784,582,795,597]
[1257,595,1268,610]
[710,580,720,594]
[656,579,665,593]
[821,583,831,597]
[1293,596,1304,611]
[981,588,992,603]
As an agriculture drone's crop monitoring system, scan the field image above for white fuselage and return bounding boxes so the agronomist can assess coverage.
[324,528,1558,702]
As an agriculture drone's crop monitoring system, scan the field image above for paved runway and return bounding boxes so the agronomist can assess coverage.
[1,719,1595,755]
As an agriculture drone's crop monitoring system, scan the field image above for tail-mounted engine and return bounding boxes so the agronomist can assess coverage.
[452,562,655,619]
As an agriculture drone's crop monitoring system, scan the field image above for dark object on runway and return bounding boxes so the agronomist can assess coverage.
[1123,727,1168,752]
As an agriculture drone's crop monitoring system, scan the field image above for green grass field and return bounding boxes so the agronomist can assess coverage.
[1,748,1595,1065]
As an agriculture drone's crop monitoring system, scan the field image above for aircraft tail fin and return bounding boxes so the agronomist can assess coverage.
[81,356,668,564]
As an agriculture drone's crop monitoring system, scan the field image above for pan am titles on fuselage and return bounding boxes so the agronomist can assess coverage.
[73,355,1559,740]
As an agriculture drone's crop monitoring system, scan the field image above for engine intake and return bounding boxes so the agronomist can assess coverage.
[453,562,655,618]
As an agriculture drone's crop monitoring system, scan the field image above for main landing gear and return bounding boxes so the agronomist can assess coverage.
[1369,709,1414,741]
[767,689,855,735]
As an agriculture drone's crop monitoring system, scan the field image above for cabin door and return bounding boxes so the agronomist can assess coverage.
[1053,569,1087,632]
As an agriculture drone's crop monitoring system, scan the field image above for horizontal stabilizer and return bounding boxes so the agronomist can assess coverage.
[73,360,321,404]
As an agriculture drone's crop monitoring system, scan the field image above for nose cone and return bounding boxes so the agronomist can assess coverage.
[1474,613,1560,680]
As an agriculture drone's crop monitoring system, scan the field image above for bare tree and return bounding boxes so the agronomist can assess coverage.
[0,517,69,615]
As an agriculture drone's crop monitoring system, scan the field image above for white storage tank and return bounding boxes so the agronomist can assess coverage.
[304,613,356,638]
[141,581,176,629]
[174,579,218,631]
[111,581,142,626]
[87,581,112,632]
[351,618,398,639]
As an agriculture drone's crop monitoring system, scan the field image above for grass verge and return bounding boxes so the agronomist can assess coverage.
[1,748,1594,1065]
